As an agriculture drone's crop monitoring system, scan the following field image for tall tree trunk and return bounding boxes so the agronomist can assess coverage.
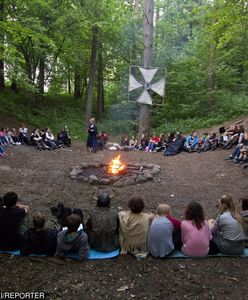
[154,0,160,60]
[0,0,5,90]
[138,0,154,138]
[207,0,217,109]
[85,25,98,128]
[67,68,71,94]
[97,43,104,120]
[131,0,139,75]
[74,67,81,99]
[207,43,216,109]
[37,57,45,95]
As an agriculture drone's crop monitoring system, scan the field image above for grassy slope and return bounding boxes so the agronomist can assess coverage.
[0,90,86,140]
[1,89,248,139]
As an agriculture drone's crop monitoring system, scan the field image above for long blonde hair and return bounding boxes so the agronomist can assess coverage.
[220,194,247,231]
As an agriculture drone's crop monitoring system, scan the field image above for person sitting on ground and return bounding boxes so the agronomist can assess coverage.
[155,133,166,152]
[166,132,175,145]
[240,197,248,247]
[218,126,229,148]
[209,132,219,151]
[0,128,9,146]
[195,132,209,153]
[181,201,217,256]
[4,127,14,145]
[6,128,20,145]
[122,134,139,151]
[148,204,181,257]
[163,132,185,156]
[20,213,57,256]
[86,192,119,252]
[228,133,248,163]
[30,128,46,150]
[57,127,71,147]
[184,131,199,152]
[0,145,7,157]
[146,133,159,152]
[120,135,129,147]
[18,124,30,145]
[9,128,21,145]
[208,195,247,255]
[138,134,149,151]
[129,134,138,148]
[223,125,243,150]
[0,192,29,250]
[44,128,57,150]
[56,214,89,261]
[119,197,153,258]
[198,133,219,152]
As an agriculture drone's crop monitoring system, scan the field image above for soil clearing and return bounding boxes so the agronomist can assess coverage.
[1,139,248,299]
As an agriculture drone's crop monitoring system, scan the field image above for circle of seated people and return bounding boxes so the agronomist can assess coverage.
[0,192,248,261]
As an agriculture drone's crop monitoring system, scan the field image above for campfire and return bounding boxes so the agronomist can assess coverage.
[70,159,161,186]
[108,155,126,175]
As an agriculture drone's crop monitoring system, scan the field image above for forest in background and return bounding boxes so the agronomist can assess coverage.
[0,0,248,139]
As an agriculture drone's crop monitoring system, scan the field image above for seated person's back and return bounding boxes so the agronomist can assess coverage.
[148,204,181,257]
[86,192,119,252]
[20,213,57,256]
[119,197,153,258]
[56,214,88,261]
[0,192,28,250]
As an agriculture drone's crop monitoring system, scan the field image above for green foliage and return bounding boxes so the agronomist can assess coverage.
[0,89,87,140]
[154,91,248,134]
[1,0,248,139]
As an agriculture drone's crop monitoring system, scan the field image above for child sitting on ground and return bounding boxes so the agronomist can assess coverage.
[20,213,57,256]
[56,214,88,261]
[240,197,248,247]
[184,131,198,152]
[148,204,181,257]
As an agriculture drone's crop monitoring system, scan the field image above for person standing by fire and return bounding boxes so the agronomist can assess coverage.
[87,118,98,153]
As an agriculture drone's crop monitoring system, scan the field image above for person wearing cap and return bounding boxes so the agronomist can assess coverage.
[86,192,119,252]
[0,192,29,250]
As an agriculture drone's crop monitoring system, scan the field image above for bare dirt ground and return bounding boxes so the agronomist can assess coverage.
[1,136,248,299]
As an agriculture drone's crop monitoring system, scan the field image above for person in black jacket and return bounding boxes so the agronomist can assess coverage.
[0,192,29,250]
[20,213,57,256]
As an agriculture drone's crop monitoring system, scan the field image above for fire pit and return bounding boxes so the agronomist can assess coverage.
[69,155,161,187]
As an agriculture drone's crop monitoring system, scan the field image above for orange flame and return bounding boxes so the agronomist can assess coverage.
[108,155,126,175]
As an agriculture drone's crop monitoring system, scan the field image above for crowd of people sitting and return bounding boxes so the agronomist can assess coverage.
[104,123,248,169]
[1,121,248,169]
[1,191,248,260]
[0,124,71,156]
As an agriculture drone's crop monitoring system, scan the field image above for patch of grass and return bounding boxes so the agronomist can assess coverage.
[0,90,86,140]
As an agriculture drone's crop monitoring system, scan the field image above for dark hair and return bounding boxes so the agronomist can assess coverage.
[3,192,18,207]
[185,201,205,230]
[240,197,248,211]
[97,192,110,208]
[72,208,84,223]
[128,197,145,214]
[66,214,81,233]
[33,213,46,230]
[239,125,245,133]
[219,127,226,134]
